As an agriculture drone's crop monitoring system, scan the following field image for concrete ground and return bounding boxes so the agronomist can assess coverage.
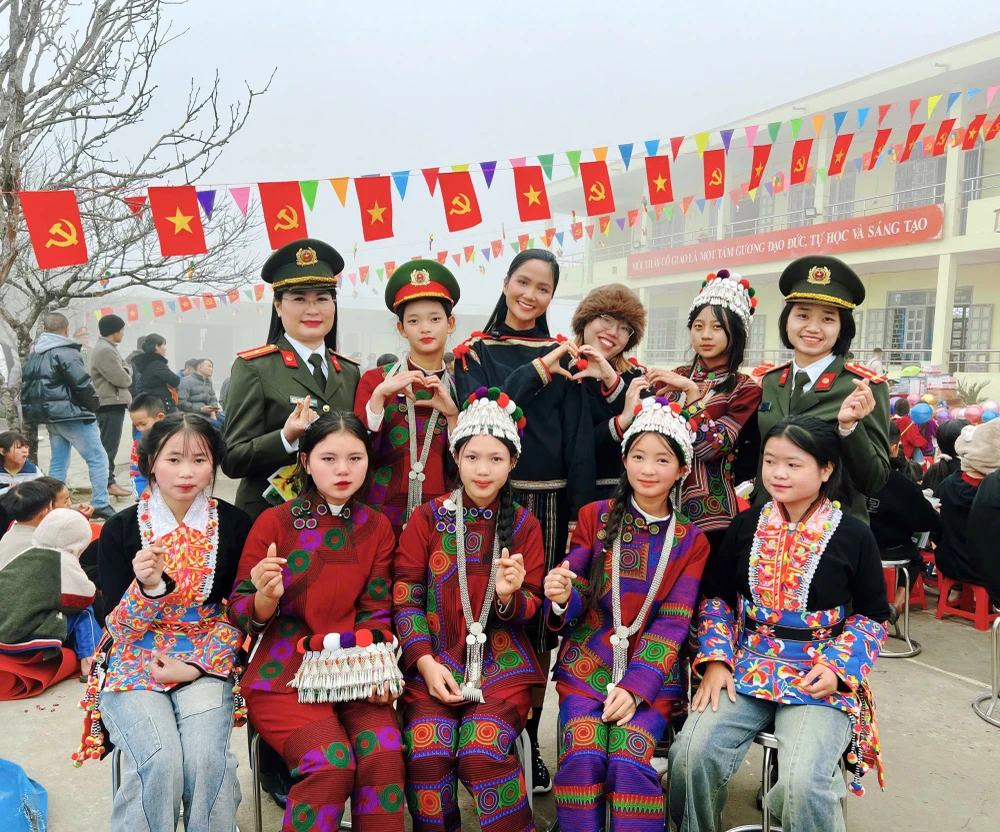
[3,437,999,831]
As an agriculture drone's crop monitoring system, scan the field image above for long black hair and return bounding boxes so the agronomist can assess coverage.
[778,303,855,357]
[584,431,686,614]
[686,304,747,395]
[761,415,855,506]
[451,433,519,557]
[268,287,339,351]
[137,412,226,487]
[483,249,560,337]
[295,410,374,504]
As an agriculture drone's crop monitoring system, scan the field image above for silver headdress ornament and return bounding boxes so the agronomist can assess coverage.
[621,396,696,470]
[688,268,757,333]
[448,386,525,456]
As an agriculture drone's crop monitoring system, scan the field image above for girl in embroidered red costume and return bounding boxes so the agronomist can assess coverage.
[669,416,891,832]
[395,387,545,832]
[354,260,462,538]
[76,414,253,832]
[544,397,709,832]
[228,411,406,832]
[623,269,761,555]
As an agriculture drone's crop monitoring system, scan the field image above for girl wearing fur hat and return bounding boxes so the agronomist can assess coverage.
[623,270,762,554]
[544,397,709,831]
[570,284,650,500]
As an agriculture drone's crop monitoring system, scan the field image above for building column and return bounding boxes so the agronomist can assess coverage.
[930,252,957,367]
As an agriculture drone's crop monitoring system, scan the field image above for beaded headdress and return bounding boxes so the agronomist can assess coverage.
[449,386,526,456]
[621,396,697,469]
[689,268,757,333]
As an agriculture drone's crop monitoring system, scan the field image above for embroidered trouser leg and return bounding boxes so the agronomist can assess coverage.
[403,695,534,832]
[247,689,405,832]
[553,692,667,832]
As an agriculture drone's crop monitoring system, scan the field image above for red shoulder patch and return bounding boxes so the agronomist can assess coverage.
[280,350,298,368]
[845,362,887,384]
[236,344,278,361]
[815,372,836,391]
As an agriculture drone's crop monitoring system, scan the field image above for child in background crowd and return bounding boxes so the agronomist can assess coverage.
[128,394,166,500]
[0,431,41,494]
[0,479,61,567]
[921,419,968,494]
[890,399,924,461]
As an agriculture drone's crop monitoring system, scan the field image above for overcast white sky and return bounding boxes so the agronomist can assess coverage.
[126,1,1000,306]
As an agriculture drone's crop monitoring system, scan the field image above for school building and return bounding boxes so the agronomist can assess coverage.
[549,33,1000,398]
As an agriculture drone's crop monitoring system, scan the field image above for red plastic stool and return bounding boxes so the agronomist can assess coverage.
[935,576,999,631]
[883,568,928,611]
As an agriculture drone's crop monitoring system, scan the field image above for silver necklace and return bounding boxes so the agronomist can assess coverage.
[453,488,500,703]
[608,511,677,691]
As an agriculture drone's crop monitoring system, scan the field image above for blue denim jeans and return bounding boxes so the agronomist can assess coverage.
[65,606,99,659]
[101,676,241,832]
[46,420,110,509]
[668,692,852,832]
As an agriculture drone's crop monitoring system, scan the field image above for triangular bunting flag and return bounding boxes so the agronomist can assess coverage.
[767,122,782,143]
[329,178,349,207]
[538,153,555,180]
[968,88,981,101]
[653,204,662,220]
[599,216,611,235]
[510,242,520,255]
[377,267,385,280]
[832,111,847,135]
[615,217,626,232]
[463,245,475,263]
[927,94,942,119]
[854,158,863,174]
[491,240,503,258]
[124,195,147,216]
[436,251,448,264]
[644,139,660,158]
[167,300,177,313]
[347,273,356,287]
[730,189,740,207]
[664,204,674,221]
[254,284,265,301]
[385,261,396,278]
[909,99,921,121]
[592,147,608,162]
[421,168,439,195]
[229,186,251,216]
[745,125,759,147]
[191,297,202,309]
[987,85,999,107]
[946,91,961,112]
[509,157,526,168]
[450,164,470,172]
[618,143,634,169]
[857,107,870,130]
[517,234,529,251]
[555,231,564,246]
[720,130,734,154]
[481,247,491,261]
[764,182,774,197]
[528,238,535,249]
[359,265,369,283]
[695,198,705,213]
[878,104,892,125]
[670,136,684,160]
[566,150,582,176]
[812,114,825,137]
[391,171,409,200]
[694,132,710,157]
[681,196,694,215]
[789,118,803,141]
[196,190,216,219]
[299,180,319,211]
[627,209,639,227]
[585,224,595,239]
[480,161,497,188]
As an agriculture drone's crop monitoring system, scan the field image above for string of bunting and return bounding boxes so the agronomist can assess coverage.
[17,84,1000,271]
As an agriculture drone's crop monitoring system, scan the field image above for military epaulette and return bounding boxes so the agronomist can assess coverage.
[330,350,359,366]
[764,360,792,374]
[237,344,279,361]
[844,362,887,384]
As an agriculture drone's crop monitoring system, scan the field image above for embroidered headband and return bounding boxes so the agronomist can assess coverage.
[621,396,696,468]
[449,386,526,455]
[689,268,756,333]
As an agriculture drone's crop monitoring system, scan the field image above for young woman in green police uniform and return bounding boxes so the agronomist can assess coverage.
[222,239,361,524]
[754,255,890,523]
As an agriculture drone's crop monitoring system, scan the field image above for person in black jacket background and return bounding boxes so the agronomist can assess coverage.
[866,420,940,621]
[969,469,1000,608]
[20,312,114,520]
[132,333,181,413]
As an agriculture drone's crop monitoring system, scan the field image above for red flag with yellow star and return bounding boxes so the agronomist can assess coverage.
[962,114,987,150]
[147,186,208,257]
[932,119,956,156]
[19,190,89,269]
[258,181,308,250]
[438,171,483,231]
[512,166,551,222]
[580,161,615,216]
[703,149,725,200]
[354,176,394,241]
[827,134,854,176]
[644,156,673,205]
[789,139,813,185]
[747,144,772,192]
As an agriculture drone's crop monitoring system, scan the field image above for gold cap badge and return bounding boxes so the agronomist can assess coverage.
[295,247,318,267]
[410,269,431,286]
[807,265,832,285]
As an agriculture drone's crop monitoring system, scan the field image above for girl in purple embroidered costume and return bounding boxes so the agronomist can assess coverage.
[669,415,891,832]
[544,397,709,832]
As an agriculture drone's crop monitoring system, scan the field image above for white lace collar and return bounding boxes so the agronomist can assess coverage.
[327,503,345,516]
[631,498,671,524]
[148,486,210,537]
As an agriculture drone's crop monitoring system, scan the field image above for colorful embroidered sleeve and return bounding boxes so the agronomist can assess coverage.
[393,504,434,671]
[495,509,544,625]
[185,617,243,678]
[619,530,709,704]
[104,581,170,644]
[545,502,600,631]
[227,509,282,635]
[693,597,737,671]
[690,379,762,463]
[354,515,395,640]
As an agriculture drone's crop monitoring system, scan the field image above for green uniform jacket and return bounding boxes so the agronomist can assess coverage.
[753,355,890,524]
[221,336,360,522]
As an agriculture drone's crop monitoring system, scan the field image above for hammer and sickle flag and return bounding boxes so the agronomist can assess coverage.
[702,149,725,200]
[258,181,309,249]
[438,171,483,232]
[19,190,89,269]
[580,161,615,216]
[789,139,814,185]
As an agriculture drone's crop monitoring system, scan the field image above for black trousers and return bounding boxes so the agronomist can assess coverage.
[96,405,127,485]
